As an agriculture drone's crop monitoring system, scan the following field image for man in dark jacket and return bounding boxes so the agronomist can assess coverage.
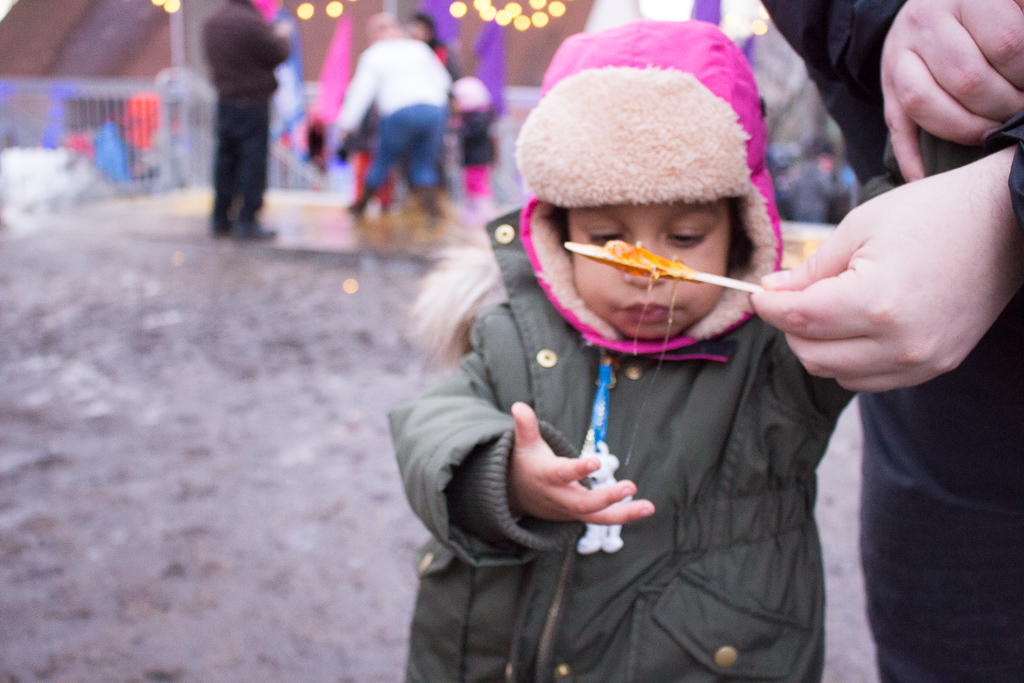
[203,0,290,239]
[755,1,1024,682]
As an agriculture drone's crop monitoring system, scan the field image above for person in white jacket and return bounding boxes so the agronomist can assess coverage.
[338,13,451,224]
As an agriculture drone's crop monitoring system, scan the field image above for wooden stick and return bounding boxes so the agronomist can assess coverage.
[686,271,763,293]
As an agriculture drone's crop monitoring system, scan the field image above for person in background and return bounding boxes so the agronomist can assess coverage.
[338,12,451,226]
[451,76,496,227]
[202,0,290,240]
[785,142,838,224]
[408,12,462,82]
[754,0,1024,680]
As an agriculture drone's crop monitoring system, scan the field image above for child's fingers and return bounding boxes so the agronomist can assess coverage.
[560,480,638,516]
[581,498,655,526]
[547,455,600,485]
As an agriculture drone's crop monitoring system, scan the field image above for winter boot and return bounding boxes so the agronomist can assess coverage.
[413,186,442,229]
[348,188,375,219]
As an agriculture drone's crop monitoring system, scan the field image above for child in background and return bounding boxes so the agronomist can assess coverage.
[452,76,496,227]
[390,21,852,683]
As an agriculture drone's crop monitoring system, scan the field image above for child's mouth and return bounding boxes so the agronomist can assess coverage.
[622,304,672,325]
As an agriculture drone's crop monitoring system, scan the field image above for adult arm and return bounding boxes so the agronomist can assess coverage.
[246,15,291,68]
[337,51,380,132]
[752,147,1024,391]
[763,0,903,182]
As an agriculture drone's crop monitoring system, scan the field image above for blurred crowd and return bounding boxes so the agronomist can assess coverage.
[769,137,858,225]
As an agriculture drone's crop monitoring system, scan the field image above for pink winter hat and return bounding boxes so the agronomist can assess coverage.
[514,20,782,348]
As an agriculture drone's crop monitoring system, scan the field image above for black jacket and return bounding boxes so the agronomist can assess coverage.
[202,0,290,103]
[762,0,903,183]
[458,110,494,166]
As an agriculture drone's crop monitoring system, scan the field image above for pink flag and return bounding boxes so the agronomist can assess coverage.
[251,0,281,23]
[315,17,353,123]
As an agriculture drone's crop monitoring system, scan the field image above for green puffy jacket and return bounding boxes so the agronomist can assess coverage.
[390,212,853,683]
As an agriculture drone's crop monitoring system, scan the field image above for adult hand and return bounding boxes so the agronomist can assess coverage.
[506,402,654,524]
[752,148,1024,392]
[881,0,1024,181]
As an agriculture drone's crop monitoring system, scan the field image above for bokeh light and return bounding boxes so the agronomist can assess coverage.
[449,1,467,17]
[513,14,530,29]
[474,0,491,9]
[529,0,546,8]
[495,8,511,25]
[549,1,565,16]
[343,279,359,294]
[531,10,548,26]
[504,2,522,17]
[759,3,770,19]
[751,19,768,35]
[151,0,165,5]
[326,1,344,17]
[297,2,314,20]
[480,5,497,20]
[164,0,180,12]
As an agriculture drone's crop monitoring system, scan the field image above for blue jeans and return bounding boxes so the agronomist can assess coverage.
[365,104,447,191]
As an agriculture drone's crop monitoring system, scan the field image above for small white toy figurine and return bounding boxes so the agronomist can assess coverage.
[576,442,630,554]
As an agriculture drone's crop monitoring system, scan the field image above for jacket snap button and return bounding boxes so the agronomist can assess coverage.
[624,364,643,380]
[417,552,434,575]
[714,645,738,668]
[494,224,516,244]
[536,349,558,368]
[554,663,571,678]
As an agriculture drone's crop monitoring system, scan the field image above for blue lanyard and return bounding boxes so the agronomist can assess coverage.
[585,357,613,450]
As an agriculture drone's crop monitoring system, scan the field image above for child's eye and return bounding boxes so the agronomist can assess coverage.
[670,234,704,247]
[588,233,623,245]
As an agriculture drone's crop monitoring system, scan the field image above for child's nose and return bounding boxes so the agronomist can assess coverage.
[623,271,660,289]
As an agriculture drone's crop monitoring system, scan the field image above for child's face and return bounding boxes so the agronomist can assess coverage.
[568,200,732,340]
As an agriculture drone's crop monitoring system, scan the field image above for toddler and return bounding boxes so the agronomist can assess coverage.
[452,76,497,227]
[391,20,852,683]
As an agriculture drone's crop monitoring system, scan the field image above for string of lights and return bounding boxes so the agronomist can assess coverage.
[142,0,356,18]
[450,0,569,31]
[149,0,182,14]
[142,0,768,38]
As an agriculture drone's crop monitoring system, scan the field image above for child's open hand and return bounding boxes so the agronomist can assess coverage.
[506,402,655,525]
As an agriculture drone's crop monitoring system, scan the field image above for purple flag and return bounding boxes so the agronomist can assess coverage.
[419,0,460,44]
[474,20,506,118]
[743,35,756,64]
[691,0,721,25]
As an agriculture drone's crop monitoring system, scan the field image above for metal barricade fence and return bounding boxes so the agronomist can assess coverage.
[0,73,534,209]
[0,70,325,208]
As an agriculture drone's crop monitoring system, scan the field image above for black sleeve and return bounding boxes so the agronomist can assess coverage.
[247,18,290,69]
[763,0,904,102]
[985,111,1024,239]
[763,0,907,182]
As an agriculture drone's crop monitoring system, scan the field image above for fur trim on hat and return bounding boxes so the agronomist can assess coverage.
[516,67,751,208]
[409,230,507,368]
